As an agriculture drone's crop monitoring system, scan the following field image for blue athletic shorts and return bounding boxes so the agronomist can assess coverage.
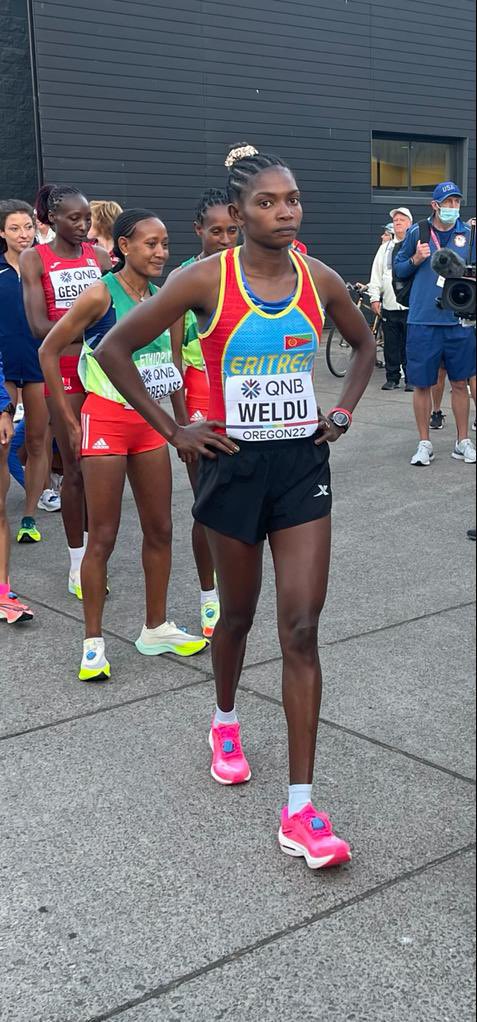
[406,325,476,387]
[0,341,43,387]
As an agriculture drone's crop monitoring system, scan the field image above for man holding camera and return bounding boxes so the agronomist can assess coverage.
[369,207,414,390]
[395,181,476,466]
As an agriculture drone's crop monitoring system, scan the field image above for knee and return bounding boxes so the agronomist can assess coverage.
[87,526,117,562]
[25,432,47,458]
[143,518,172,550]
[279,615,320,662]
[220,606,255,640]
[63,459,83,486]
[450,379,467,393]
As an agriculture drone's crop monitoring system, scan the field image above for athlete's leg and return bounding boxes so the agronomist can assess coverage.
[413,387,433,440]
[127,447,173,629]
[81,456,126,638]
[0,444,11,584]
[187,462,215,591]
[47,393,86,548]
[469,375,476,406]
[205,530,264,711]
[450,378,471,441]
[22,383,49,516]
[431,366,447,413]
[269,516,331,785]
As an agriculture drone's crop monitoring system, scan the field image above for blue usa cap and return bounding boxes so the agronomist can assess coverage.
[432,181,463,203]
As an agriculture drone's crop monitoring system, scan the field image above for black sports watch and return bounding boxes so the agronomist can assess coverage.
[0,403,15,418]
[328,408,352,432]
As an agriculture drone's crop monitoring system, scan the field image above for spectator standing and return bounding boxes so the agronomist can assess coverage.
[369,207,413,390]
[395,181,476,466]
[88,200,123,264]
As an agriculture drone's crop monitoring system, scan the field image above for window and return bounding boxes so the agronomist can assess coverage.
[372,132,467,198]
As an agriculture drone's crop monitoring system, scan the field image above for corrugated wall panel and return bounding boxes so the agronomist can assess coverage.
[30,0,476,278]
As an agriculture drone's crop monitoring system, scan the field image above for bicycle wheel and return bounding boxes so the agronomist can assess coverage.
[375,320,385,368]
[326,325,352,378]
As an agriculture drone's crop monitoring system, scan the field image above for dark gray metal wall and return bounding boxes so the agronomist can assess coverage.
[0,0,38,203]
[29,0,476,278]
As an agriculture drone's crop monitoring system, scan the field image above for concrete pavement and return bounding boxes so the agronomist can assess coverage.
[0,357,475,1022]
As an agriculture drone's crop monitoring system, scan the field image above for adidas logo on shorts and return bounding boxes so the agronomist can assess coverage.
[92,438,110,450]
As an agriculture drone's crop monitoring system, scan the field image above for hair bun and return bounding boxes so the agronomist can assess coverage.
[225,144,259,169]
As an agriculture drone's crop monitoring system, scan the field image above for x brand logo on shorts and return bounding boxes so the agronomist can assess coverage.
[313,484,329,498]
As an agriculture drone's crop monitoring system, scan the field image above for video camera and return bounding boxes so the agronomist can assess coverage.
[432,225,476,323]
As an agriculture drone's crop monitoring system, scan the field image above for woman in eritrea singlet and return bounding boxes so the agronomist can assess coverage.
[94,145,376,870]
[20,184,112,597]
[40,209,208,682]
[169,188,240,639]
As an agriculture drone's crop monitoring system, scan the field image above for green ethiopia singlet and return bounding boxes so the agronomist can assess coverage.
[79,272,183,405]
[181,257,205,371]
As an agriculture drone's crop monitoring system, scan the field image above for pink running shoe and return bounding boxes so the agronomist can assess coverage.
[0,591,34,625]
[208,721,252,785]
[279,804,352,870]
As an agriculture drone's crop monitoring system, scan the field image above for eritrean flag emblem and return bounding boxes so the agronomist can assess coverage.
[283,333,313,350]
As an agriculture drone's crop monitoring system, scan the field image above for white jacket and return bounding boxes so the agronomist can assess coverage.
[368,239,408,311]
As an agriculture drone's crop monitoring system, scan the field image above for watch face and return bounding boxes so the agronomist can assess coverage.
[333,411,349,428]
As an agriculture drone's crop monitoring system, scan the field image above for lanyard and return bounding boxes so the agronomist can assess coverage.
[430,226,457,251]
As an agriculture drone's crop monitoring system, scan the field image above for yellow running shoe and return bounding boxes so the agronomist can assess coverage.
[16,517,41,544]
[78,638,111,683]
[68,571,83,601]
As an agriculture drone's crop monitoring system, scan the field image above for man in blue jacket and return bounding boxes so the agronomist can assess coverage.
[395,181,476,466]
[0,355,34,623]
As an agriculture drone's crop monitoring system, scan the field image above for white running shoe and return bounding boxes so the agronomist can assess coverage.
[135,620,208,657]
[411,440,434,466]
[68,571,83,601]
[37,488,61,512]
[13,403,24,424]
[452,438,476,463]
[79,638,111,682]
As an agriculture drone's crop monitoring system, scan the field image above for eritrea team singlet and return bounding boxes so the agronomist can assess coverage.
[201,247,325,441]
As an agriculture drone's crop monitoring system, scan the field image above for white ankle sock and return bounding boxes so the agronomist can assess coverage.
[288,784,313,817]
[69,545,85,574]
[201,588,218,606]
[214,705,238,726]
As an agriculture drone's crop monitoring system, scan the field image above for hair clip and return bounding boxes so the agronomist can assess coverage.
[225,145,259,168]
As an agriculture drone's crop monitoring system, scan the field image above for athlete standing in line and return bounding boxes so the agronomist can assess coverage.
[20,185,111,597]
[0,200,53,544]
[0,354,34,624]
[169,188,239,638]
[95,145,375,870]
[40,209,208,682]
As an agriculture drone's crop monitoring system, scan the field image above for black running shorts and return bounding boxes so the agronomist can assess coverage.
[193,438,332,546]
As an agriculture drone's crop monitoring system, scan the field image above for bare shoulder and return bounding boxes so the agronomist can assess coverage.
[162,252,222,314]
[19,246,43,276]
[301,254,345,306]
[84,280,111,317]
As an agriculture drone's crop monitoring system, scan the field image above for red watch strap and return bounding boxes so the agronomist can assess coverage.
[328,406,353,423]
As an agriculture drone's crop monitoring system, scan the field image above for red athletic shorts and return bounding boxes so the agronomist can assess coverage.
[184,365,210,421]
[44,355,85,398]
[81,393,167,457]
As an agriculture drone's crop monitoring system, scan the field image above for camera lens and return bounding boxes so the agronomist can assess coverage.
[449,281,473,308]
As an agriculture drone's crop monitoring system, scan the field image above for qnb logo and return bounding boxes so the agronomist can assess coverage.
[313,484,329,498]
[60,271,72,283]
[142,369,153,385]
[241,379,261,400]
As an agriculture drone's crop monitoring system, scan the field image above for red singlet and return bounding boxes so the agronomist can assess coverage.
[35,242,103,322]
